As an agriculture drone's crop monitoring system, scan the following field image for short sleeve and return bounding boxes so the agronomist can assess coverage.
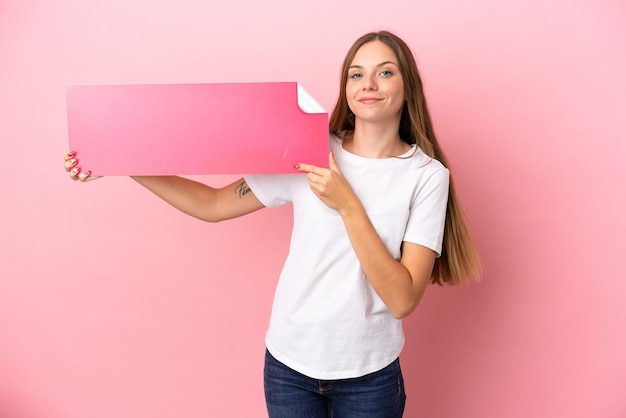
[244,174,298,208]
[403,167,450,256]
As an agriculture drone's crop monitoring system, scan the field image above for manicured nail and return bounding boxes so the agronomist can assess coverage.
[67,151,76,158]
[69,159,77,166]
[294,164,300,169]
[83,171,91,177]
[72,167,81,174]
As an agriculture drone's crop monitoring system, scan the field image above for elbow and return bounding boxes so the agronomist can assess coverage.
[190,212,220,223]
[389,287,426,319]
[390,301,418,320]
[201,215,227,223]
[201,215,222,223]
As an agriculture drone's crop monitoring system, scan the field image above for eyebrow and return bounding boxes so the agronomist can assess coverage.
[348,61,399,70]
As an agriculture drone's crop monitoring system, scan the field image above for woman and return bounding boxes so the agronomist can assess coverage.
[65,30,480,418]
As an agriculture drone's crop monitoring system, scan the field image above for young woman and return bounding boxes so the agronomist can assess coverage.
[65,31,481,418]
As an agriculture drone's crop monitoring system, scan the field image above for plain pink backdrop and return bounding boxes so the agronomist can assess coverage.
[1,0,624,417]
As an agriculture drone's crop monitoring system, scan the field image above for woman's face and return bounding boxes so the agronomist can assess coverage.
[345,40,405,125]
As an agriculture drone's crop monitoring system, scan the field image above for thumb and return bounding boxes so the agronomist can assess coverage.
[328,150,340,172]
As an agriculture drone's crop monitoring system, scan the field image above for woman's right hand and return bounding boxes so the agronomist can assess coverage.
[64,151,101,182]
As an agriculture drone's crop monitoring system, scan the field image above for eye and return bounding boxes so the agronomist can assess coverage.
[349,73,363,80]
[379,70,394,78]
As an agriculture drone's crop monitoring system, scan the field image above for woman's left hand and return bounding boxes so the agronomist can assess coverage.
[295,151,360,214]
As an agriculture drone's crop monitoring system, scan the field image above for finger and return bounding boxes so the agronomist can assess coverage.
[78,171,101,182]
[295,163,323,175]
[294,163,309,173]
[69,166,81,180]
[306,172,325,186]
[78,170,91,182]
[64,151,76,162]
[64,158,78,172]
[328,150,339,172]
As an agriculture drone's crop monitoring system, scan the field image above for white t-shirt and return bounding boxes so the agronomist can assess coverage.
[245,133,449,380]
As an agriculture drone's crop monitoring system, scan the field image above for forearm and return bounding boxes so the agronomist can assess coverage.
[339,202,428,319]
[131,176,219,221]
[131,175,263,222]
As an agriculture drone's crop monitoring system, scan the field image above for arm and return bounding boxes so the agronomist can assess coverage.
[296,152,435,319]
[64,152,265,222]
[131,176,264,222]
[338,201,435,319]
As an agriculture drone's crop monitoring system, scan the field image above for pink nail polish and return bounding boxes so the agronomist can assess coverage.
[83,171,91,177]
[69,159,77,166]
[294,164,300,169]
[72,167,81,174]
[67,151,76,158]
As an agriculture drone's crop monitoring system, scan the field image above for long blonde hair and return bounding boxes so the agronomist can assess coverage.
[330,31,481,285]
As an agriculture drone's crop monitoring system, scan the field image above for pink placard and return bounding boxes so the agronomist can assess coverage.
[66,82,329,175]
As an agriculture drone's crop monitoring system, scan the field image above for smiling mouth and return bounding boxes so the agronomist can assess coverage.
[358,98,382,104]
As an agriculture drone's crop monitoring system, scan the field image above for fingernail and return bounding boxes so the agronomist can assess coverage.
[294,164,300,169]
[72,167,81,174]
[69,159,77,166]
[67,151,76,158]
[83,171,91,177]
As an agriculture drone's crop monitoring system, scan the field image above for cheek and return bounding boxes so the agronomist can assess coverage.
[345,83,358,98]
[345,87,358,107]
[393,86,405,112]
[394,83,405,100]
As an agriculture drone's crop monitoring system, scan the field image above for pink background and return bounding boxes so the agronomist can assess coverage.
[1,0,624,417]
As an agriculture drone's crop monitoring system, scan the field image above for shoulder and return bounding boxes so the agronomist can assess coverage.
[403,149,450,192]
[408,148,448,174]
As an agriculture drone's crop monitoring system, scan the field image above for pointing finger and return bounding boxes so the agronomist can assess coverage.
[294,163,320,175]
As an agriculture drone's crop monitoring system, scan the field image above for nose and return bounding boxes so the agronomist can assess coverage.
[362,73,378,90]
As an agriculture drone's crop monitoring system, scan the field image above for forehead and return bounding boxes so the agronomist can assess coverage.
[350,40,398,65]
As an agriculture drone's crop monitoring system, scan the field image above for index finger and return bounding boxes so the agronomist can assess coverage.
[294,163,324,175]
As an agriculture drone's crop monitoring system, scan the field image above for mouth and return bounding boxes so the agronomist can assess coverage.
[358,97,382,104]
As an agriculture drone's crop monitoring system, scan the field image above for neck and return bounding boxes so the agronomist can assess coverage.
[345,120,409,158]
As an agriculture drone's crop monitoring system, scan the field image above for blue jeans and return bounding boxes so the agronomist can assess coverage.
[264,349,406,418]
